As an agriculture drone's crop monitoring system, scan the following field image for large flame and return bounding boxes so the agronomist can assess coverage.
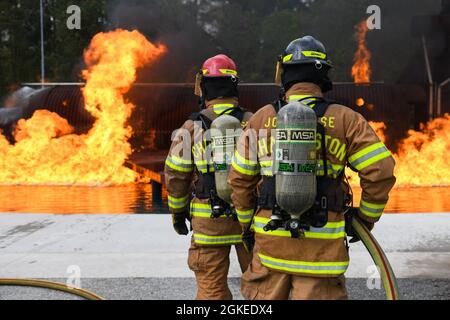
[348,115,450,187]
[395,114,450,186]
[351,21,372,83]
[0,29,166,185]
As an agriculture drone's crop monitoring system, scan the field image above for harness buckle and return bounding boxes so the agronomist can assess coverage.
[209,189,236,220]
[321,196,328,210]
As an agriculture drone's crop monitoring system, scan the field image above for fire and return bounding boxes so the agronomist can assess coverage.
[351,21,372,83]
[348,116,450,187]
[0,29,166,185]
[368,121,387,143]
[395,114,450,186]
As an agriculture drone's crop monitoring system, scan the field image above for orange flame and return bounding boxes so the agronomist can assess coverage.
[0,29,166,185]
[395,114,450,186]
[368,121,387,143]
[348,116,450,187]
[352,21,372,83]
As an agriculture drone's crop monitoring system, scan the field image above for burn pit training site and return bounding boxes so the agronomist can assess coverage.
[0,0,449,303]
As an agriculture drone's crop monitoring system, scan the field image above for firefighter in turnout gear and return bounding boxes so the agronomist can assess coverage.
[165,54,253,300]
[228,36,396,300]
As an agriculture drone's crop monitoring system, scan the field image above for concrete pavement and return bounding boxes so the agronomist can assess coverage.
[0,213,449,299]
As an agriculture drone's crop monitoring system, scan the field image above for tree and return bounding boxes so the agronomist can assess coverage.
[0,0,41,97]
[0,0,444,98]
[45,0,107,82]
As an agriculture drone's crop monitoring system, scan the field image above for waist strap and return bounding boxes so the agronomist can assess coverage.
[194,172,215,199]
[258,175,346,213]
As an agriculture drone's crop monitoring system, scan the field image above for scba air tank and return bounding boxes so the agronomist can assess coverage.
[211,115,242,203]
[275,101,317,218]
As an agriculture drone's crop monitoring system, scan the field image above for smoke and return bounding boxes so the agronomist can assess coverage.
[2,87,35,109]
[107,1,217,83]
[397,0,450,86]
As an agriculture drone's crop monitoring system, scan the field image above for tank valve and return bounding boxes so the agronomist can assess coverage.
[285,219,306,239]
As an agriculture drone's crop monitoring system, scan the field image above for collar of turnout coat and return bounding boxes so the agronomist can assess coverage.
[285,82,324,102]
[205,97,239,110]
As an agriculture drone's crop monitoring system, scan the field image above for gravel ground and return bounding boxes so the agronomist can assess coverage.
[0,278,449,300]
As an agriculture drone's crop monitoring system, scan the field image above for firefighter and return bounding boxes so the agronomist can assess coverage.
[228,36,396,300]
[165,54,253,300]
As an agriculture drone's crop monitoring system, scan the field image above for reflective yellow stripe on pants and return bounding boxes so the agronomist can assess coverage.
[191,202,222,218]
[253,217,346,240]
[258,253,349,275]
[190,203,242,245]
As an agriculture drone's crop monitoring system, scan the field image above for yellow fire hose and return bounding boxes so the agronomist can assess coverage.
[0,278,104,300]
[352,217,401,300]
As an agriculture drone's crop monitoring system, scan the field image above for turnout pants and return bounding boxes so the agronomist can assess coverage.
[241,252,348,300]
[188,241,252,300]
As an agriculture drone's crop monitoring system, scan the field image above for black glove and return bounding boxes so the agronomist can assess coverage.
[345,208,375,243]
[242,230,255,253]
[172,211,191,235]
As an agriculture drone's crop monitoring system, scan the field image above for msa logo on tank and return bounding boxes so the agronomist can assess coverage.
[212,136,235,147]
[276,129,315,142]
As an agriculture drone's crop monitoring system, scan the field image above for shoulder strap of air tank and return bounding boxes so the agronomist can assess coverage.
[271,99,287,113]
[229,106,247,123]
[189,111,213,131]
[313,98,335,118]
[312,98,334,179]
[188,111,214,190]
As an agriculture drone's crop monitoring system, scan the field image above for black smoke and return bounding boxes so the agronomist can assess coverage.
[106,0,218,83]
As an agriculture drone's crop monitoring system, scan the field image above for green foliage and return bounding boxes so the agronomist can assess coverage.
[0,0,443,98]
[0,0,41,95]
[45,0,107,82]
[0,0,106,97]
